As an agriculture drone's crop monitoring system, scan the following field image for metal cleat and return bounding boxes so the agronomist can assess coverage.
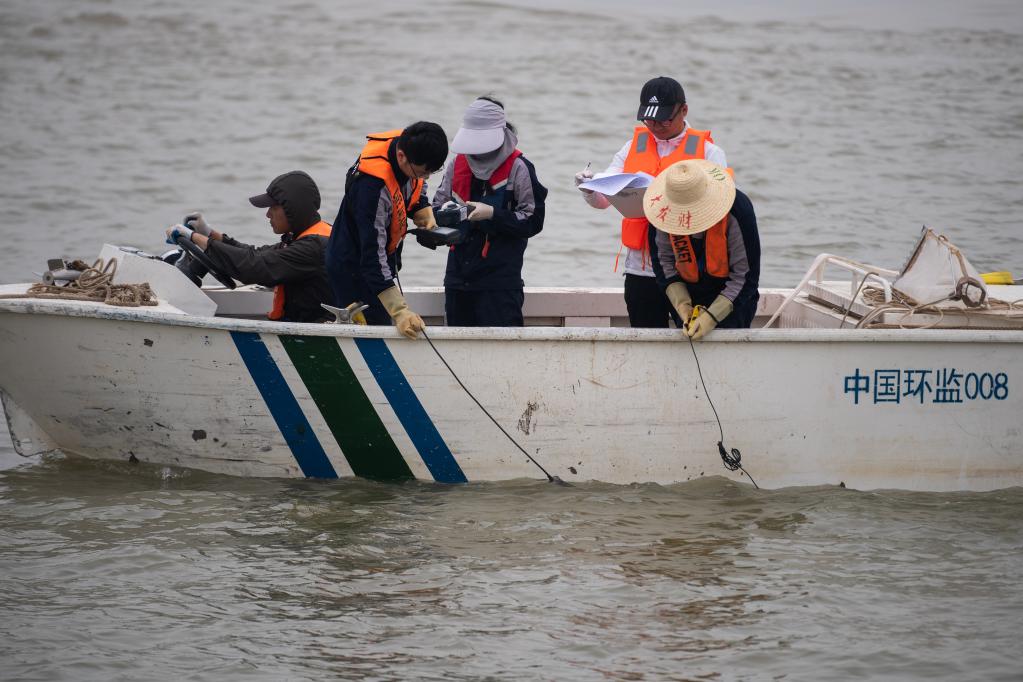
[321,301,369,325]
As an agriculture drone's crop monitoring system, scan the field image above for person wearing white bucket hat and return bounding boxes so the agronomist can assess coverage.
[574,76,729,329]
[428,96,547,326]
[646,159,761,340]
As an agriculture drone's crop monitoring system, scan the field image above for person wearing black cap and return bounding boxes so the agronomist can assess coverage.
[325,122,448,340]
[164,170,333,323]
[575,76,729,328]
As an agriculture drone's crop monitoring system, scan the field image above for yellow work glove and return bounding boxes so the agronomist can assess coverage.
[378,286,425,340]
[687,295,733,341]
[664,282,694,328]
[411,206,437,230]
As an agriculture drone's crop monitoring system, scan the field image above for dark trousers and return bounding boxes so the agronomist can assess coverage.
[445,289,525,327]
[624,273,675,328]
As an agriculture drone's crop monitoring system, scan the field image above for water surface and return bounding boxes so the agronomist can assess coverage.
[2,454,1021,680]
[1,1,1022,679]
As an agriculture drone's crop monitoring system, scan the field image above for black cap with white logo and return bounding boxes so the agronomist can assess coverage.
[637,76,686,122]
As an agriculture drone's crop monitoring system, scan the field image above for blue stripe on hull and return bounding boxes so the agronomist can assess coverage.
[230,331,338,479]
[354,338,468,483]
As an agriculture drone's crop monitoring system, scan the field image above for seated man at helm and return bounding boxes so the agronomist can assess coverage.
[165,170,333,323]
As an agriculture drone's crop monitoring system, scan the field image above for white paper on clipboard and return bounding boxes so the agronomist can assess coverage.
[578,171,653,219]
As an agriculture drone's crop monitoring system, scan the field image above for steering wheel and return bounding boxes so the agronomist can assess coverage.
[176,235,236,290]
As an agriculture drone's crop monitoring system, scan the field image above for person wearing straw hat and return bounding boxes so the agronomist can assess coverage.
[429,96,547,326]
[574,76,728,328]
[646,159,761,339]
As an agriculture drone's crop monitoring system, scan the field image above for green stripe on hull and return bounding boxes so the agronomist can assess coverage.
[279,335,414,481]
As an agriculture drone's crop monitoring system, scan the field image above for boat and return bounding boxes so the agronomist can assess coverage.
[0,230,1020,491]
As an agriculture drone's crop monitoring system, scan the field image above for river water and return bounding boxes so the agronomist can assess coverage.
[1,0,1022,679]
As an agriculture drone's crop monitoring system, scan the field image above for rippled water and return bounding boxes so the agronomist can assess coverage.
[2,1,1022,679]
[1,454,1021,681]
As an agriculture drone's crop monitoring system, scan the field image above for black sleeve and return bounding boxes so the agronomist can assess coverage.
[411,190,430,215]
[204,237,324,287]
[648,223,681,289]
[729,188,761,312]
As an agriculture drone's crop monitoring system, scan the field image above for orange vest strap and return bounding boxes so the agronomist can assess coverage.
[356,131,423,255]
[268,287,285,320]
[621,217,649,252]
[267,220,333,320]
[296,220,332,239]
[668,216,730,283]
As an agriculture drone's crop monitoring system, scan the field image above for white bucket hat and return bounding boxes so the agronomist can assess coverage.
[643,159,736,236]
[450,99,507,155]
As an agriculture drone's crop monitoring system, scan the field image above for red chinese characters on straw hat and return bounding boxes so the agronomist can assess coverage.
[643,159,736,236]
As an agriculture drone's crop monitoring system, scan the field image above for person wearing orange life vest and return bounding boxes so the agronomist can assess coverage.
[164,170,333,323]
[428,97,547,327]
[646,159,761,339]
[575,76,728,328]
[325,122,448,339]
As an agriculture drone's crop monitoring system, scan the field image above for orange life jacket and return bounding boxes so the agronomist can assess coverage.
[268,220,332,320]
[666,216,730,283]
[355,130,424,255]
[620,126,715,256]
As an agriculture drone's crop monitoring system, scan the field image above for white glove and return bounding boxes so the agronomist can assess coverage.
[575,168,594,194]
[183,212,213,236]
[466,201,494,222]
[165,223,194,245]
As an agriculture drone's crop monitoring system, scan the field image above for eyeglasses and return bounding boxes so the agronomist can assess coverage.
[409,164,437,180]
[642,103,684,124]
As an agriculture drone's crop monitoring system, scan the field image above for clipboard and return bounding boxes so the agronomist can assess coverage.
[605,187,647,219]
[578,172,653,219]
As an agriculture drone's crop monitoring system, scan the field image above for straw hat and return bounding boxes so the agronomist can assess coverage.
[643,159,735,236]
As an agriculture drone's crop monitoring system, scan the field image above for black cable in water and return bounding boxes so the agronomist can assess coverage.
[394,276,566,485]
[420,328,568,486]
[685,332,759,489]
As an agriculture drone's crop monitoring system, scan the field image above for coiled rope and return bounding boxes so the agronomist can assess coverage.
[857,285,1023,329]
[0,258,157,307]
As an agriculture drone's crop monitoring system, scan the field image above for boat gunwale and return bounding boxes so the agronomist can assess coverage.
[2,295,1022,344]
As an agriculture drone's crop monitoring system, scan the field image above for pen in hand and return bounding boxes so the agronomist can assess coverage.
[577,162,594,193]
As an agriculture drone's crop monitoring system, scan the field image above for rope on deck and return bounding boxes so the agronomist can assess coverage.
[0,258,158,307]
[858,285,1023,329]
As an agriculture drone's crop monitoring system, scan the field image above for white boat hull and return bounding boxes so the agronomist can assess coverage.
[1,295,1020,491]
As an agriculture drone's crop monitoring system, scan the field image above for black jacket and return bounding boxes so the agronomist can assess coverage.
[205,173,332,323]
[205,233,332,323]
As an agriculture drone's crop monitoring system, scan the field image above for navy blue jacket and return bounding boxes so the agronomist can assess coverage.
[325,141,428,323]
[431,155,546,291]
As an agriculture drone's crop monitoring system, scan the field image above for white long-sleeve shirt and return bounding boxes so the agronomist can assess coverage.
[584,122,727,277]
